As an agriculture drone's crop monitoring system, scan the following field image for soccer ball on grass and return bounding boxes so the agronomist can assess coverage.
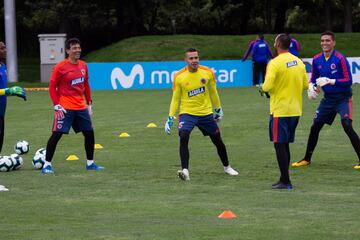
[32,148,46,170]
[10,153,24,170]
[35,148,46,156]
[14,140,29,155]
[0,156,13,172]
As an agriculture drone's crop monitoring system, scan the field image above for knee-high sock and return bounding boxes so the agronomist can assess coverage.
[286,143,290,164]
[179,131,190,169]
[83,130,95,160]
[45,132,63,162]
[304,121,325,161]
[342,119,360,162]
[210,133,229,167]
[274,143,290,184]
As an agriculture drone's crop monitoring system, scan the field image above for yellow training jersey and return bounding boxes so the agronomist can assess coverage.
[168,65,221,117]
[262,52,308,117]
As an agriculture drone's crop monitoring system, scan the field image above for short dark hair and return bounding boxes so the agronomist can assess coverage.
[275,33,290,50]
[65,38,81,50]
[321,31,335,40]
[185,48,197,54]
[257,34,264,40]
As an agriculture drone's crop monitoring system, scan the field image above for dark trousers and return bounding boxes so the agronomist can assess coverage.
[0,116,4,153]
[253,62,267,85]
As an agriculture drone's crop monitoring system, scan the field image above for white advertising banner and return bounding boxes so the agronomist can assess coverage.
[302,57,360,84]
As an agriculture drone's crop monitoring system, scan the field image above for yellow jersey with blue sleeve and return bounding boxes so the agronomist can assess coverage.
[169,65,221,117]
[262,52,308,117]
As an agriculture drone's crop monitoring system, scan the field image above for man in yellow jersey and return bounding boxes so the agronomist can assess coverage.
[165,48,238,181]
[261,34,308,189]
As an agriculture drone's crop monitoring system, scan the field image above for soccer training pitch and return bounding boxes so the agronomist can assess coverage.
[1,87,360,239]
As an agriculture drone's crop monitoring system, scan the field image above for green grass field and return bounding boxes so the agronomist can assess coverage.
[1,87,360,239]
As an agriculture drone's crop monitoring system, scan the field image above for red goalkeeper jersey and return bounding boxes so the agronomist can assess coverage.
[49,59,91,110]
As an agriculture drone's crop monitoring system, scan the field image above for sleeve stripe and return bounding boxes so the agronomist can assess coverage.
[173,67,187,90]
[243,41,255,59]
[294,39,300,51]
[335,52,351,82]
[198,65,216,83]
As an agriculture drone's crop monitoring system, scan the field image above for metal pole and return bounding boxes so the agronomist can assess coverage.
[4,0,18,82]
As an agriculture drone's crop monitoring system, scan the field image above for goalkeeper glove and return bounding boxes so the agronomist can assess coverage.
[258,84,270,98]
[214,108,223,122]
[5,86,26,101]
[54,104,67,119]
[165,116,174,135]
[316,77,335,87]
[87,104,93,116]
[307,83,318,100]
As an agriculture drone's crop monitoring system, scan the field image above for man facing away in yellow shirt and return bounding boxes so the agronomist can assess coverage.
[165,48,238,181]
[261,34,308,189]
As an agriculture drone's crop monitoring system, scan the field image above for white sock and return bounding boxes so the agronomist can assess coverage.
[43,160,52,168]
[87,160,94,166]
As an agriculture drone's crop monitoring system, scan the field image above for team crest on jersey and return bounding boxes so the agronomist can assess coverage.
[200,78,206,84]
[188,86,205,97]
[330,63,336,70]
[81,69,86,76]
[71,77,85,85]
[57,124,63,129]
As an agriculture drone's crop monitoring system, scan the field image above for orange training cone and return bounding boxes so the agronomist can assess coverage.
[218,210,237,219]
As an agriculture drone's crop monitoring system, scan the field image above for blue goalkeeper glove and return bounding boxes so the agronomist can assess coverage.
[165,116,174,134]
[214,108,223,122]
[5,86,26,101]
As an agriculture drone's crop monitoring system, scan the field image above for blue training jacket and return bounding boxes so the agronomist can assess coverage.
[0,63,7,116]
[243,40,273,63]
[289,38,300,57]
[311,50,352,95]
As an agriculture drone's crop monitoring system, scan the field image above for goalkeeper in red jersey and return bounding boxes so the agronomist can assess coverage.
[42,38,104,174]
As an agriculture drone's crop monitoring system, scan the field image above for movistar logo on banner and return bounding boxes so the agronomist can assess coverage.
[111,64,144,89]
[88,60,253,90]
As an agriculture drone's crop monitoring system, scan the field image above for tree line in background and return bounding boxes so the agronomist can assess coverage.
[0,0,359,55]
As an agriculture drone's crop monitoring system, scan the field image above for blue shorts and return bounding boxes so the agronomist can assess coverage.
[178,114,220,136]
[269,116,299,143]
[314,97,352,125]
[52,109,93,134]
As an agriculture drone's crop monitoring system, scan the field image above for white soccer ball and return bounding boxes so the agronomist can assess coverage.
[14,140,30,155]
[10,153,24,170]
[32,153,45,170]
[0,156,13,172]
[35,148,46,156]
